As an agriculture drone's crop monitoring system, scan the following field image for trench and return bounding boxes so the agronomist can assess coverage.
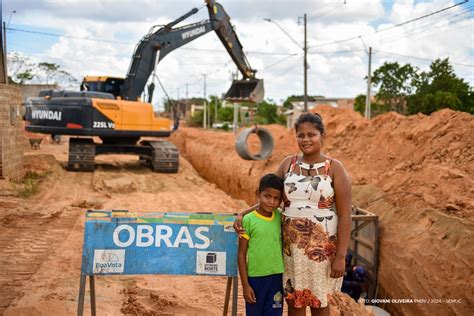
[3,105,472,316]
[170,118,473,316]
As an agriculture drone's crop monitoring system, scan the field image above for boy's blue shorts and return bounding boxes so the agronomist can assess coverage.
[246,273,283,316]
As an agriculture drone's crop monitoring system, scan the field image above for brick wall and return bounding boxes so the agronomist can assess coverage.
[0,84,27,181]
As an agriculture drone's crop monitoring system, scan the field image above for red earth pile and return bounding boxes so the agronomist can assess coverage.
[171,106,473,315]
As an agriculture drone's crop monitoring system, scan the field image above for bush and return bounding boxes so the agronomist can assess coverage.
[14,171,48,198]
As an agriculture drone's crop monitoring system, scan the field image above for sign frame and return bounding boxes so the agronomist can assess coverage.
[77,210,239,316]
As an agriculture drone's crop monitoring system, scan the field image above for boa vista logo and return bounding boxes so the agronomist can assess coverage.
[93,249,125,274]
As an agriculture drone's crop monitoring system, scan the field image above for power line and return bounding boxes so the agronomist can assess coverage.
[375,50,474,67]
[7,26,298,57]
[7,27,133,45]
[380,19,473,48]
[309,0,469,49]
[308,49,365,55]
[375,6,474,45]
[261,53,300,71]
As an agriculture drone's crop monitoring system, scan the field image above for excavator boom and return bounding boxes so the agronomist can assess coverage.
[121,0,263,103]
[24,0,264,174]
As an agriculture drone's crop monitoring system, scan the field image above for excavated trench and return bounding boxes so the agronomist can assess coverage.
[171,106,473,316]
[1,105,471,315]
[1,138,370,315]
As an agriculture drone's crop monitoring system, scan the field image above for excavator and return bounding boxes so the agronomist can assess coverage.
[24,0,264,173]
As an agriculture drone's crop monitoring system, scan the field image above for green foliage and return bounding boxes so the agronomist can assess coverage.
[14,171,49,198]
[276,114,287,126]
[283,95,301,110]
[38,62,60,72]
[371,61,417,114]
[163,99,173,113]
[255,100,279,124]
[38,62,60,84]
[408,58,474,114]
[353,94,389,117]
[7,53,78,87]
[217,106,234,122]
[190,110,203,127]
[282,95,325,109]
[354,94,366,116]
[15,69,34,84]
[370,58,473,115]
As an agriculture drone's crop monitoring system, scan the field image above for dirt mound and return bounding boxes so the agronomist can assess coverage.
[171,106,473,315]
[172,106,473,219]
[2,148,249,315]
[312,106,473,218]
[329,292,375,316]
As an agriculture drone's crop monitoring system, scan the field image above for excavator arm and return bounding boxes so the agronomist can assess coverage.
[121,0,263,103]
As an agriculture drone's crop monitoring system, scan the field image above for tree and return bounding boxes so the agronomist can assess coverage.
[408,58,474,114]
[255,100,279,124]
[38,62,60,84]
[354,94,366,116]
[218,106,234,122]
[15,69,34,83]
[282,94,325,109]
[7,52,78,88]
[371,61,417,114]
[190,110,203,127]
[354,94,389,117]
[7,52,36,84]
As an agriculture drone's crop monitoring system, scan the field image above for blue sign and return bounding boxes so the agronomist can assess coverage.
[80,210,238,277]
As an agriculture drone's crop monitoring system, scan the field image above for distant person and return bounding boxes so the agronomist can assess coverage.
[342,252,369,301]
[235,112,352,316]
[238,173,285,316]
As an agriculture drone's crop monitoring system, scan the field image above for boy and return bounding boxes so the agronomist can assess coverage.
[238,173,284,316]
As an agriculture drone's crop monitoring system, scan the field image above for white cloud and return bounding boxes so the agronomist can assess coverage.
[6,0,473,108]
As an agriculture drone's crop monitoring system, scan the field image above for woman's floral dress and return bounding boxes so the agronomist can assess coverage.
[282,157,342,308]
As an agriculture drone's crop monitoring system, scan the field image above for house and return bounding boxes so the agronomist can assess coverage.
[285,97,355,128]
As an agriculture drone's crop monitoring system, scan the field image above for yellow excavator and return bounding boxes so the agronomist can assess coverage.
[24,0,264,173]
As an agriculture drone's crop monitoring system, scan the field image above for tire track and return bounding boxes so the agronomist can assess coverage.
[0,170,93,313]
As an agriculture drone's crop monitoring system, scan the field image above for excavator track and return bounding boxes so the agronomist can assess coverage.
[143,140,179,173]
[67,138,95,172]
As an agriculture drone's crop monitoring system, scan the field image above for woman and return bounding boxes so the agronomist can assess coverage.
[235,112,351,316]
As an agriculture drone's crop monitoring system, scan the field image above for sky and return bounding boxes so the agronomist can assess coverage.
[3,0,474,110]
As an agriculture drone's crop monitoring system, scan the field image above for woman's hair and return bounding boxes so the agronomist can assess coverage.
[294,112,325,135]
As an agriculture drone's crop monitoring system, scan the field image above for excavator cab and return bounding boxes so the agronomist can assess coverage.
[80,76,124,98]
[225,78,264,103]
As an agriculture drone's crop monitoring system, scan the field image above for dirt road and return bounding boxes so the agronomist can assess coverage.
[0,140,370,316]
[171,106,473,316]
[0,140,249,315]
[4,105,469,315]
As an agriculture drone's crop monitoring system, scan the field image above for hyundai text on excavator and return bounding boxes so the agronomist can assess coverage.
[24,0,264,173]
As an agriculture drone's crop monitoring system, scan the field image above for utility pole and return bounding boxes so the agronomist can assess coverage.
[185,83,188,123]
[0,22,7,84]
[203,74,207,129]
[233,103,239,134]
[214,97,217,126]
[303,13,308,112]
[265,16,308,111]
[365,47,372,119]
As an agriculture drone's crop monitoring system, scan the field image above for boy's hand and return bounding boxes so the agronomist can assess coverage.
[233,215,246,235]
[243,284,256,303]
[330,254,345,278]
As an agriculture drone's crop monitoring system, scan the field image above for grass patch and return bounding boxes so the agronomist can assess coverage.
[14,171,50,198]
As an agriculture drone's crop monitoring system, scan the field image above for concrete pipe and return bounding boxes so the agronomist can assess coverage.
[235,127,274,160]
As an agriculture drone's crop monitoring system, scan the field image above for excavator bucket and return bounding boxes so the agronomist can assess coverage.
[224,79,264,103]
